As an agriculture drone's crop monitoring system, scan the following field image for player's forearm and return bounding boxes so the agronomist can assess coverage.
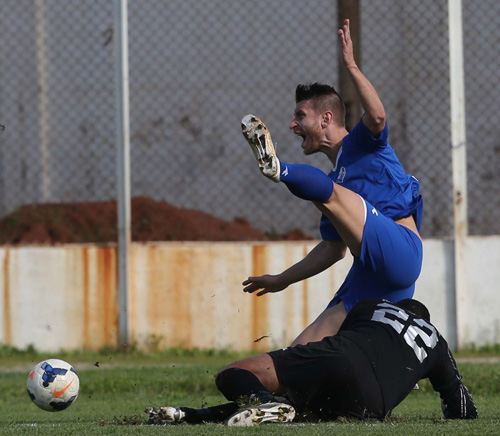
[279,241,345,286]
[346,65,386,132]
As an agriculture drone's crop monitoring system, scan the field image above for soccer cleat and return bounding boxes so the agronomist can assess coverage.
[226,402,295,427]
[144,406,186,425]
[241,114,280,182]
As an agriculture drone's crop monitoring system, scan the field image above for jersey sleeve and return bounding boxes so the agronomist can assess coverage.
[427,340,461,395]
[345,118,389,152]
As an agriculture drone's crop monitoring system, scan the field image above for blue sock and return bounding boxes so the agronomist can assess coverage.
[279,162,334,202]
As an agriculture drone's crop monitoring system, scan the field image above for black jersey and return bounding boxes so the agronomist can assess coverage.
[338,298,472,416]
[270,298,477,420]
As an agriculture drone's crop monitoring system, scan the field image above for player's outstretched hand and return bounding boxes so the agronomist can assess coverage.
[242,274,288,297]
[338,18,356,69]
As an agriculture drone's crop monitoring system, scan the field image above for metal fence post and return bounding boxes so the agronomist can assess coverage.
[114,0,131,348]
[448,0,468,349]
[35,0,51,201]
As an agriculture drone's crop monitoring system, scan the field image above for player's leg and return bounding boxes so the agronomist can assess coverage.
[290,300,347,346]
[241,114,365,257]
[146,354,289,425]
[279,165,422,344]
[217,353,283,397]
[145,402,240,425]
[279,163,366,257]
[216,354,296,426]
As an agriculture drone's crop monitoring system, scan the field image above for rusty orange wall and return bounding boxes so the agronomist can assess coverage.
[0,242,348,352]
[127,242,348,352]
[4,240,500,351]
[7,239,500,351]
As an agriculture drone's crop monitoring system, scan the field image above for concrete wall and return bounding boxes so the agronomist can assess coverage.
[1,237,499,352]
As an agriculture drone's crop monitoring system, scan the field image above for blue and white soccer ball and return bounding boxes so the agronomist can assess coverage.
[27,359,80,412]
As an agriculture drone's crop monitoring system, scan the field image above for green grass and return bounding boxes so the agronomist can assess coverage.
[0,347,499,435]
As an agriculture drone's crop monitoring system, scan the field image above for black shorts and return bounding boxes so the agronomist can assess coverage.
[268,335,385,420]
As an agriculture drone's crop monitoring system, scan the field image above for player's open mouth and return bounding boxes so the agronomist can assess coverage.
[293,131,306,144]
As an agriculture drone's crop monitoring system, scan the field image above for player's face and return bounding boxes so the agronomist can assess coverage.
[289,100,323,155]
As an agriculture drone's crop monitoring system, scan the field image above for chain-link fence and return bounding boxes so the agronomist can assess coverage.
[0,0,498,243]
[362,0,454,237]
[462,0,500,236]
[0,1,117,243]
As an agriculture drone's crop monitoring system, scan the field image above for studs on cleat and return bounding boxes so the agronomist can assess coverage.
[240,114,280,182]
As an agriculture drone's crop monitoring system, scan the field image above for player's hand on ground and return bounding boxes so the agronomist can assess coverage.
[441,383,478,419]
[242,274,289,296]
[338,18,356,68]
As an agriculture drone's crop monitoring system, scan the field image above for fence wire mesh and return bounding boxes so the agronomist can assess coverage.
[0,0,498,244]
[462,0,500,236]
[0,0,116,243]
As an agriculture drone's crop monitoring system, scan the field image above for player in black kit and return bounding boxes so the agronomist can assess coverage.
[146,298,477,426]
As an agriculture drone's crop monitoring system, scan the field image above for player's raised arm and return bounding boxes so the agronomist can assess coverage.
[338,19,386,136]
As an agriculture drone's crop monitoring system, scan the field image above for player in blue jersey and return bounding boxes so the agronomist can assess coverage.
[240,19,423,346]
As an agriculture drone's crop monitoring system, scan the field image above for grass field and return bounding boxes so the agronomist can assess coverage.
[1,346,499,435]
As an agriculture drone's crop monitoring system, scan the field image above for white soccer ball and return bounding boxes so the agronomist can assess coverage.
[26,359,80,412]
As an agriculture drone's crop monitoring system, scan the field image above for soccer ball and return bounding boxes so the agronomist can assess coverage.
[27,359,80,412]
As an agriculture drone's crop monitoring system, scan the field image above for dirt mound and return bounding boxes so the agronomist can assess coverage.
[0,196,311,244]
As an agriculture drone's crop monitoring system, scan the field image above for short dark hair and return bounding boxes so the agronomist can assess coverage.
[396,299,431,322]
[295,82,345,126]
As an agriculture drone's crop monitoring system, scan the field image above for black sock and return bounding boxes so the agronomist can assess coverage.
[180,402,240,424]
[215,368,276,404]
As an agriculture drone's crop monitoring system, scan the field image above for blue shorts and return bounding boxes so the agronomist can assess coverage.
[327,199,423,312]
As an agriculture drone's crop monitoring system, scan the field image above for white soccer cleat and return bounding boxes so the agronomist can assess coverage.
[226,402,295,427]
[145,406,186,425]
[241,114,280,182]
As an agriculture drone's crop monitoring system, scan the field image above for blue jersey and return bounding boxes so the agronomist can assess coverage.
[320,119,422,241]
